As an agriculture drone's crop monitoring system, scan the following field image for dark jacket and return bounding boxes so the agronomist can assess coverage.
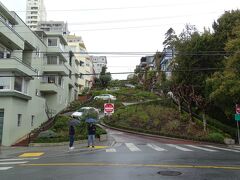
[88,124,96,135]
[69,125,75,135]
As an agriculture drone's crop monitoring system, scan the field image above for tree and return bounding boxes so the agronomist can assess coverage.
[99,66,112,88]
[206,24,240,119]
[193,94,209,131]
[163,28,178,48]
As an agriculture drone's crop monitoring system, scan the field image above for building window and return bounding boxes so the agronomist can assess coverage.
[80,61,84,66]
[47,56,58,64]
[0,77,10,90]
[17,114,22,127]
[48,76,56,83]
[58,77,62,86]
[48,38,58,46]
[31,115,35,127]
[14,77,23,92]
[35,89,40,96]
[0,52,4,58]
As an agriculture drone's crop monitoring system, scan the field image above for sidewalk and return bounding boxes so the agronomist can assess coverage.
[0,135,115,159]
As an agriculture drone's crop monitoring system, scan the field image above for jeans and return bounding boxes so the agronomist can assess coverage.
[88,135,95,146]
[69,135,74,147]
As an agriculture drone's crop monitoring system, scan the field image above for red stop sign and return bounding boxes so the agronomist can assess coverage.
[104,103,114,114]
[236,104,240,114]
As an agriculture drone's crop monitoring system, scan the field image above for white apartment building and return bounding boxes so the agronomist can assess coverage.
[0,2,78,146]
[37,21,70,35]
[26,0,47,30]
[91,56,107,78]
[67,35,94,93]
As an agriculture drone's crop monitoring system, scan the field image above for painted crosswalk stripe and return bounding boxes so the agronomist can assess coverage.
[185,145,217,152]
[125,143,141,152]
[0,167,13,170]
[147,144,167,151]
[106,148,117,152]
[204,145,240,153]
[166,144,193,151]
[0,158,39,162]
[0,161,28,165]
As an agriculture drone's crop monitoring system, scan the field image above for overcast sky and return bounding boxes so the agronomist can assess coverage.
[1,0,240,79]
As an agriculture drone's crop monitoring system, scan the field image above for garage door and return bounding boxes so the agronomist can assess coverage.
[0,110,3,145]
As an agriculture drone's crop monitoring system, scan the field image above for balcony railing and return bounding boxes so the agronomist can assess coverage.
[0,17,24,42]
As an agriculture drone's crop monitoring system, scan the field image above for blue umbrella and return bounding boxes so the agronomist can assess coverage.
[68,118,81,126]
[85,118,97,123]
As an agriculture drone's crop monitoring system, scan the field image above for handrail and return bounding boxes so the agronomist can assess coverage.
[0,56,37,73]
[0,18,25,41]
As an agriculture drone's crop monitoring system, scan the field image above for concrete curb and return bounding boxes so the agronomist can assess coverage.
[29,139,94,147]
[100,122,227,145]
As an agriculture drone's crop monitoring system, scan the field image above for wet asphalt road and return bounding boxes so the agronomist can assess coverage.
[1,128,240,180]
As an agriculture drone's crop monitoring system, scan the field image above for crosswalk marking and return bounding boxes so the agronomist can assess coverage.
[125,143,141,152]
[0,157,39,171]
[204,145,240,153]
[166,144,193,151]
[0,158,39,162]
[106,148,117,152]
[0,161,28,165]
[147,144,167,151]
[185,145,217,152]
[106,143,240,153]
[0,167,13,170]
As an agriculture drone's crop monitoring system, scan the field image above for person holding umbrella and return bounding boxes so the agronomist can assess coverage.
[68,116,80,151]
[86,118,97,148]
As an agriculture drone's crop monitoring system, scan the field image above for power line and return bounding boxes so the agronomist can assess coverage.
[0,68,237,78]
[15,1,214,12]
[5,11,222,27]
[10,51,238,57]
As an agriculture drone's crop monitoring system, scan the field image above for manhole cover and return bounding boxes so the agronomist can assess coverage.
[158,171,182,176]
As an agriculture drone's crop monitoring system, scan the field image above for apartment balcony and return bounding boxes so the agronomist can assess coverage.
[0,57,36,78]
[42,64,69,75]
[47,46,68,62]
[39,82,59,94]
[0,19,24,50]
[0,90,32,101]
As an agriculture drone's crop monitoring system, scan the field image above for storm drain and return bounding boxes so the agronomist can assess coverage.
[157,171,182,176]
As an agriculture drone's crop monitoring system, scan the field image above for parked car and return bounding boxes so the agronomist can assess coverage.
[93,94,116,101]
[71,107,99,119]
[124,84,135,88]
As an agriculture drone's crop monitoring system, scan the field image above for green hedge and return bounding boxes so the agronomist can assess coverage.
[33,115,107,143]
[103,119,225,143]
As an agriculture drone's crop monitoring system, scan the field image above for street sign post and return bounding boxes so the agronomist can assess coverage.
[235,104,240,144]
[236,104,240,114]
[104,103,114,115]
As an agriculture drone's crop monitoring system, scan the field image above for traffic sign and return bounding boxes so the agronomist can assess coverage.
[104,103,114,114]
[236,104,240,114]
[235,114,240,121]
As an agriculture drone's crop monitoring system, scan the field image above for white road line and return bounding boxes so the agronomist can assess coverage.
[114,143,122,147]
[166,144,193,151]
[204,145,240,153]
[0,167,13,170]
[0,161,28,165]
[185,145,217,152]
[0,158,39,162]
[147,144,167,151]
[106,148,117,152]
[125,143,141,152]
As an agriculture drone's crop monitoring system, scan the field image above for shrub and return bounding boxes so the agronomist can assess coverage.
[207,132,225,143]
[51,115,70,132]
[162,120,180,133]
